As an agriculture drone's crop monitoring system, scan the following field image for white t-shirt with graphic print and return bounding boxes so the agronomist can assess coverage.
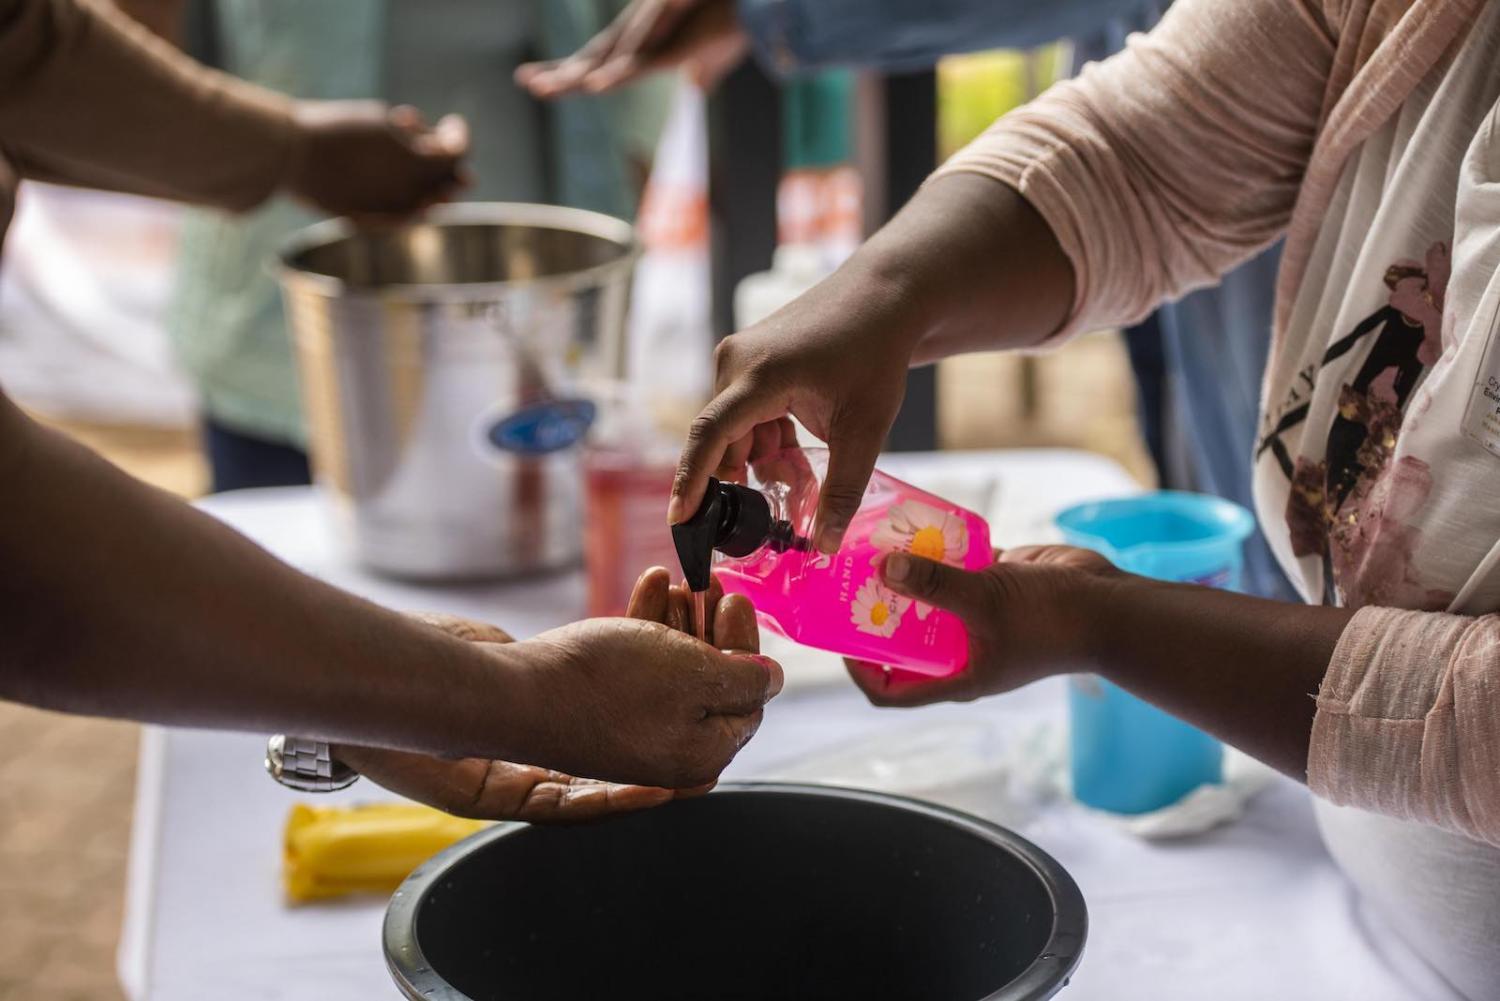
[1252,6,1500,996]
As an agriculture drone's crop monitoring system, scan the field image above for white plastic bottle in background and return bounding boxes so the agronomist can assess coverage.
[734,68,859,338]
[732,244,833,451]
[733,243,830,330]
[626,82,714,432]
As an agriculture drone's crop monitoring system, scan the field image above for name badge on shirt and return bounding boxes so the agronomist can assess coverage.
[1460,101,1500,457]
[1461,292,1500,458]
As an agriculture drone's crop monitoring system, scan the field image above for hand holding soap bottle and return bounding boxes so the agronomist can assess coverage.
[672,448,991,676]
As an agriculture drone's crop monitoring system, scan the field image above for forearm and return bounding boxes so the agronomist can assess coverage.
[0,0,296,210]
[1093,574,1354,778]
[110,0,183,43]
[0,398,534,761]
[831,172,1074,364]
[1104,588,1500,844]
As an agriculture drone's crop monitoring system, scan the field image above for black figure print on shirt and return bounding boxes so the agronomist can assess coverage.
[1255,242,1453,608]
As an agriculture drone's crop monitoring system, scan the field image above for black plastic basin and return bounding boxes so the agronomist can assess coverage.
[385,783,1086,1000]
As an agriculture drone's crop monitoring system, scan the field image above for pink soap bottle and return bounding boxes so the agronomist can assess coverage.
[672,447,991,676]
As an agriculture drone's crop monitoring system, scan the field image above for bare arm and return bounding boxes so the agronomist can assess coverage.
[856,547,1500,848]
[669,0,1337,547]
[829,172,1076,365]
[1096,574,1352,777]
[0,0,466,217]
[0,0,294,209]
[849,547,1354,779]
[108,0,183,43]
[0,394,776,788]
[0,393,524,753]
[663,171,1073,543]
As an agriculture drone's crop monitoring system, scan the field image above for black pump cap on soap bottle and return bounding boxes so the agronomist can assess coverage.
[671,477,775,592]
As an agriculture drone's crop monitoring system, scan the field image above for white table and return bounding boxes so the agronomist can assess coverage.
[119,450,1454,1001]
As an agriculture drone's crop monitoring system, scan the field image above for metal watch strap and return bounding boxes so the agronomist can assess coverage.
[265,735,359,793]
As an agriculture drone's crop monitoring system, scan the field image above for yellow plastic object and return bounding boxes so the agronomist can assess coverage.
[283,802,489,904]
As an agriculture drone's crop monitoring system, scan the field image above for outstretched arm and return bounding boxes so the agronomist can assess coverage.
[668,0,1335,554]
[852,547,1500,849]
[0,393,779,790]
[337,575,771,824]
[0,0,294,209]
[0,0,466,217]
[844,547,1350,779]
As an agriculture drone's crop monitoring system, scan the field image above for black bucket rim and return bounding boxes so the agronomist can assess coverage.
[383,781,1087,1001]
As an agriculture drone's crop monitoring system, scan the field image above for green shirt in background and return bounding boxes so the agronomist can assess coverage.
[169,0,669,447]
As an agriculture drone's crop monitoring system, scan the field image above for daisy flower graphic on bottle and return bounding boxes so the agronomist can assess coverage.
[869,499,971,621]
[850,576,910,637]
[869,499,970,566]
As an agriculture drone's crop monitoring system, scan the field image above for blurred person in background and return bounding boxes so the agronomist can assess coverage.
[126,0,671,492]
[0,0,777,822]
[521,0,1298,603]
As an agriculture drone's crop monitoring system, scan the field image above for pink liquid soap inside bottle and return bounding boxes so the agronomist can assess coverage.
[672,447,990,676]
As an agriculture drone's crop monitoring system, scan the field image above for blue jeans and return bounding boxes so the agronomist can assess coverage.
[1157,244,1296,601]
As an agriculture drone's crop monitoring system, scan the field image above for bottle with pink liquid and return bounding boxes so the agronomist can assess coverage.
[672,447,991,676]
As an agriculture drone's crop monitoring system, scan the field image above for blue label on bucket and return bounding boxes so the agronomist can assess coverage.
[485,398,596,455]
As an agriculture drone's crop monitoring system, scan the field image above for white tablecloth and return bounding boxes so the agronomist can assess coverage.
[118,450,1453,1000]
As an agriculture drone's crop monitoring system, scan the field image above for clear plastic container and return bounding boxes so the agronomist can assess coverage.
[583,386,682,617]
[673,447,991,676]
[584,449,679,617]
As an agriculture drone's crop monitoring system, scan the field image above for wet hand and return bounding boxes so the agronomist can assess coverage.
[515,0,746,97]
[519,567,779,789]
[845,546,1121,708]
[284,102,469,223]
[334,743,685,824]
[342,574,778,820]
[336,614,680,824]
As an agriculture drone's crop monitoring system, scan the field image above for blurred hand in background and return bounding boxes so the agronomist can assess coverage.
[516,0,747,97]
[285,102,471,223]
[103,0,471,222]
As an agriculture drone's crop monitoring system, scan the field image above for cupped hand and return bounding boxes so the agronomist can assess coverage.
[845,546,1122,708]
[519,570,779,789]
[515,0,746,97]
[340,571,778,821]
[285,101,469,222]
[667,267,921,553]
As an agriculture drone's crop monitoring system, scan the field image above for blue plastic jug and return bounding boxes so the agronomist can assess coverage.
[1054,491,1256,814]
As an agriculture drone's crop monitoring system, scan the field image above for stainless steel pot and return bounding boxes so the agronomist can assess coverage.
[278,203,639,579]
[384,784,1087,1000]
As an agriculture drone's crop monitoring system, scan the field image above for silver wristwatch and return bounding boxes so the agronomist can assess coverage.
[265,735,360,793]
